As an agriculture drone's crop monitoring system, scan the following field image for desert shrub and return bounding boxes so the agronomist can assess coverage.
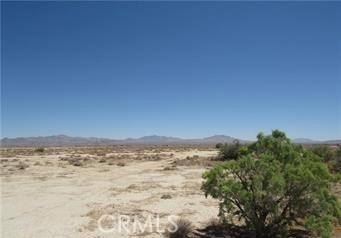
[309,145,341,173]
[206,217,222,227]
[72,161,82,166]
[161,194,172,199]
[309,145,335,162]
[165,218,193,238]
[202,130,340,238]
[150,154,162,161]
[172,156,216,167]
[34,147,45,153]
[164,165,177,171]
[333,146,341,172]
[218,140,246,161]
[215,143,223,149]
[117,162,126,167]
[96,152,106,157]
[16,162,29,170]
[99,158,107,163]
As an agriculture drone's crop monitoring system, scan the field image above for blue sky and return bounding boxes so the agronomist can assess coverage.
[1,2,340,140]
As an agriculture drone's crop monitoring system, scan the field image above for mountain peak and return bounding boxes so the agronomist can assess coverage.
[202,135,237,142]
[136,135,182,142]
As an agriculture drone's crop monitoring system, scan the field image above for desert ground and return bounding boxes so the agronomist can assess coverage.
[1,145,341,238]
[1,145,223,238]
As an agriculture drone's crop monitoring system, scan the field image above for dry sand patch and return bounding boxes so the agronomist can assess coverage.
[1,148,219,238]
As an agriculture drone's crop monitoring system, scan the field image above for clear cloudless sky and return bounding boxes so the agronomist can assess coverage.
[1,2,341,140]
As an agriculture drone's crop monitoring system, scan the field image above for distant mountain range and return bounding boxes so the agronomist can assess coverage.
[292,138,341,145]
[0,135,340,147]
[0,134,240,147]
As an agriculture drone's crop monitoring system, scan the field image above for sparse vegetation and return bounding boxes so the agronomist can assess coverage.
[164,165,177,171]
[172,156,217,167]
[0,142,341,238]
[96,152,106,157]
[165,218,193,238]
[202,130,340,238]
[161,194,172,199]
[2,143,340,238]
[99,158,107,163]
[72,161,83,166]
[34,147,45,153]
[16,161,29,170]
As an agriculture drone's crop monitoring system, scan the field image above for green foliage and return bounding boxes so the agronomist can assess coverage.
[202,130,340,238]
[336,146,341,157]
[215,143,223,149]
[218,140,245,161]
[309,145,335,162]
[334,146,341,173]
[308,145,341,173]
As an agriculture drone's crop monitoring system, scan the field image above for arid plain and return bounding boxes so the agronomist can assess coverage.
[1,146,224,238]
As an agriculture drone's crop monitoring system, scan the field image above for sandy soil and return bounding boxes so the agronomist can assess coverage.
[1,148,219,238]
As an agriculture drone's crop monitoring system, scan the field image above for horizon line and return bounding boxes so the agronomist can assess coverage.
[1,133,340,142]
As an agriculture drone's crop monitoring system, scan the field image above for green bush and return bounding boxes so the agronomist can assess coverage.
[309,145,341,173]
[334,146,341,172]
[215,143,223,149]
[309,145,335,162]
[218,140,245,161]
[202,130,340,238]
